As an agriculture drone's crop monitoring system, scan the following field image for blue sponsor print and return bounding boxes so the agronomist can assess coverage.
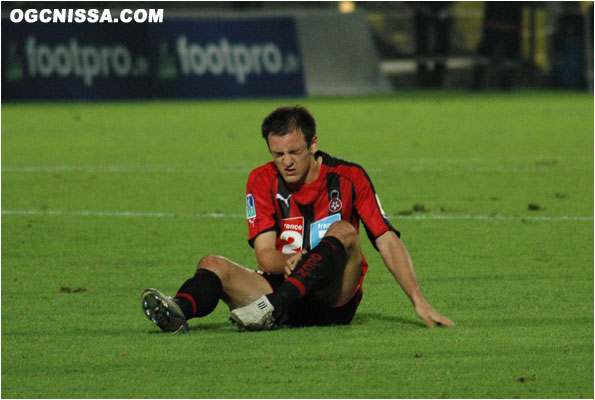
[152,18,305,98]
[2,17,305,100]
[309,214,341,248]
[1,22,153,100]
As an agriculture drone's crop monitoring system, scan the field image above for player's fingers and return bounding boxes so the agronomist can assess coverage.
[435,315,455,327]
[416,309,435,328]
[428,310,455,327]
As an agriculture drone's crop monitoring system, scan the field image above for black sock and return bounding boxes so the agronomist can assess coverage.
[267,236,347,316]
[174,268,223,320]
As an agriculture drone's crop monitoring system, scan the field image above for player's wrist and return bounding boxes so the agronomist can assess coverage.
[409,291,427,307]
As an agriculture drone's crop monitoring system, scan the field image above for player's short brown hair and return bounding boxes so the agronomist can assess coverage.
[261,106,316,148]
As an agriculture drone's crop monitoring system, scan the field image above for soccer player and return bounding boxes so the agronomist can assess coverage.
[141,106,454,332]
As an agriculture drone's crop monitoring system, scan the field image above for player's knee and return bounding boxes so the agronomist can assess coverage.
[197,255,229,280]
[326,220,358,248]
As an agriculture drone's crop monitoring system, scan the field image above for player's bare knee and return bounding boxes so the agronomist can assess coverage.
[197,255,228,280]
[326,220,358,249]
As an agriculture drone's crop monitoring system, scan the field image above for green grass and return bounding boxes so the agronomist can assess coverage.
[2,91,593,398]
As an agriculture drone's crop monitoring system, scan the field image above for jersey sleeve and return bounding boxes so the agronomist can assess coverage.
[246,167,278,247]
[352,166,400,248]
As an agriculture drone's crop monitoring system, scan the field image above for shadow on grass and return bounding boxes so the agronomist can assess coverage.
[188,321,235,332]
[140,313,429,335]
[354,312,427,328]
[143,321,233,334]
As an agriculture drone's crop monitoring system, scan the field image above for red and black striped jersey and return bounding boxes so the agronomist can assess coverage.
[246,151,399,278]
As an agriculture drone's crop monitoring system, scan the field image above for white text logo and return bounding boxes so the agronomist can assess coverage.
[176,36,300,84]
[24,37,149,86]
[10,9,164,24]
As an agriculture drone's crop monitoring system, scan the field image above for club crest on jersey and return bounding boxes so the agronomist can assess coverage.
[328,190,343,213]
[277,217,304,254]
[310,214,341,248]
[246,194,257,221]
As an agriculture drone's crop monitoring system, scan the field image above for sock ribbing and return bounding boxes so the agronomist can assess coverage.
[175,268,223,319]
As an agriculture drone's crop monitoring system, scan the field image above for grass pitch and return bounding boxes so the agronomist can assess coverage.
[1,91,593,398]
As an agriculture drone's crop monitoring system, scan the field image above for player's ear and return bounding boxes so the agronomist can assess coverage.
[309,135,318,153]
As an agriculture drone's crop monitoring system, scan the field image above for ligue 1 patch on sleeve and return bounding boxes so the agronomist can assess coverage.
[246,194,257,220]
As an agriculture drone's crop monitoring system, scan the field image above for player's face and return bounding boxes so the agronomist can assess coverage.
[267,130,318,187]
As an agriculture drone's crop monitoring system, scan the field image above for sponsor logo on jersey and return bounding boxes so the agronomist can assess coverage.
[328,189,342,213]
[246,194,256,220]
[309,214,341,248]
[276,193,291,208]
[277,217,304,254]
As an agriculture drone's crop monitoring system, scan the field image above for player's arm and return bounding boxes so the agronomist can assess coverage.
[375,231,455,328]
[253,231,298,275]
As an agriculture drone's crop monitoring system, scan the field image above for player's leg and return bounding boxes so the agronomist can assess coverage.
[414,9,431,87]
[500,31,521,90]
[231,220,363,329]
[432,7,451,88]
[305,220,363,307]
[470,29,494,90]
[176,255,272,316]
[141,255,271,333]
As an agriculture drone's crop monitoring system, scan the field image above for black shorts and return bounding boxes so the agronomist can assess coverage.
[258,272,363,327]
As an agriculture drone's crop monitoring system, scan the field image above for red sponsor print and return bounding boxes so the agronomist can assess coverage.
[276,217,304,254]
[296,253,323,277]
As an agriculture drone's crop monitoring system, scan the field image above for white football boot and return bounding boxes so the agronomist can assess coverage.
[230,295,276,331]
[141,288,189,333]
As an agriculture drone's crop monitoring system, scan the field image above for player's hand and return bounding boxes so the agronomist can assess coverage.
[284,250,307,277]
[414,300,455,328]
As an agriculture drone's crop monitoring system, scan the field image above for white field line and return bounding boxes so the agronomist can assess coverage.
[3,155,592,174]
[0,165,253,174]
[1,209,592,222]
[0,209,241,218]
[1,165,590,174]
